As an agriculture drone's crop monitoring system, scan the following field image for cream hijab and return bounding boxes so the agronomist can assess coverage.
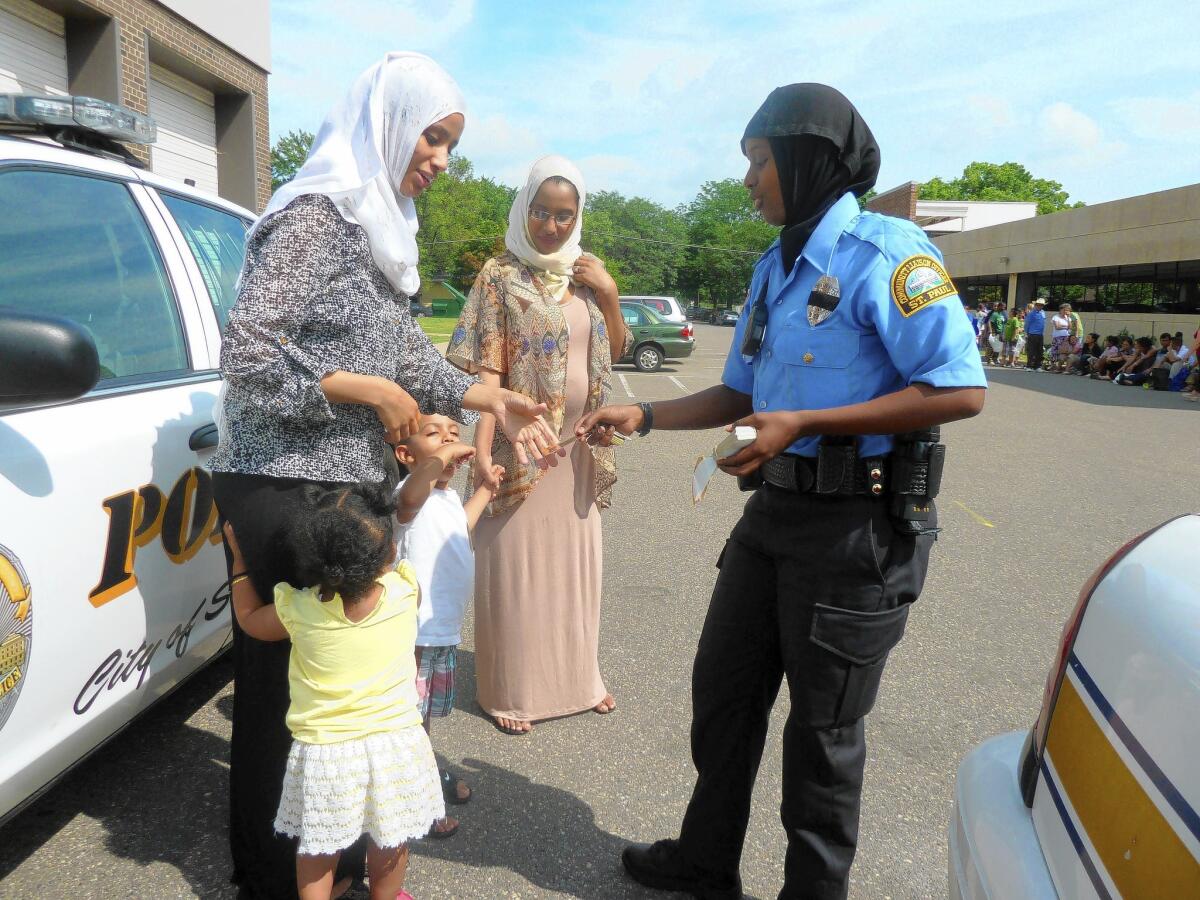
[250,52,465,297]
[504,156,586,301]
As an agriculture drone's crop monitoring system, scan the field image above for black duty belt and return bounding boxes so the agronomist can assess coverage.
[761,453,888,497]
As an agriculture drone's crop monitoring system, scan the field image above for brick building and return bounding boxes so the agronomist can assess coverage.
[0,0,270,211]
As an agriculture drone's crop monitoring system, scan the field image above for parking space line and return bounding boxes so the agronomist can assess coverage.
[952,499,994,528]
[619,373,634,398]
[669,376,687,392]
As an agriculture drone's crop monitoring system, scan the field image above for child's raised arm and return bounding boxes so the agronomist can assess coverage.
[395,443,476,524]
[223,522,289,642]
[463,463,505,533]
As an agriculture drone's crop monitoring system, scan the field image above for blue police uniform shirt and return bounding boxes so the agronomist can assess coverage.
[722,192,986,458]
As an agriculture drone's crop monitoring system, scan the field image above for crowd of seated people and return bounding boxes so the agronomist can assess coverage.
[969,301,1200,400]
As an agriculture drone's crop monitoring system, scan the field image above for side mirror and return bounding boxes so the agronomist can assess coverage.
[0,307,101,411]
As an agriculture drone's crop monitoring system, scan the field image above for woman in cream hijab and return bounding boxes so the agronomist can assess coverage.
[448,156,631,734]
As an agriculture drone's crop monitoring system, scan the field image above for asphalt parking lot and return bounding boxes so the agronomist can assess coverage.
[1,322,1196,899]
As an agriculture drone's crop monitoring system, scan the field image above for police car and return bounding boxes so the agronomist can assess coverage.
[949,514,1200,897]
[0,94,250,823]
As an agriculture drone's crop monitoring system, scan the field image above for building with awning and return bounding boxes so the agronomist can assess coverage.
[932,182,1200,337]
[868,181,1037,235]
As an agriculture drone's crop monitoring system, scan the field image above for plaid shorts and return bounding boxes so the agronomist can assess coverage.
[415,645,457,719]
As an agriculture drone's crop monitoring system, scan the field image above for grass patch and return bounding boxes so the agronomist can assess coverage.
[418,317,457,343]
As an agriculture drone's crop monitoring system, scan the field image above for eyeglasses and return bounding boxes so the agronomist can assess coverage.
[528,207,576,227]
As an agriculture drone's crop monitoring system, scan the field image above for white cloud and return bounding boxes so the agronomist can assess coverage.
[264,0,1200,208]
[1038,101,1126,167]
[966,94,1016,130]
[1110,93,1200,142]
[268,0,477,138]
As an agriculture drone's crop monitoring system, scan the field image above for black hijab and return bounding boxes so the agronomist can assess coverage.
[742,84,881,273]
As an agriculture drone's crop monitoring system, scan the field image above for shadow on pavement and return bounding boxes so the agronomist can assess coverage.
[0,655,235,896]
[411,757,769,899]
[985,366,1200,410]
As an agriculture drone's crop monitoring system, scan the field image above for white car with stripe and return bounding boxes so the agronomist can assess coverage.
[949,514,1200,898]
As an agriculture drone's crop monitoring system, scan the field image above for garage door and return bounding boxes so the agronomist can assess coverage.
[0,0,68,95]
[148,64,218,195]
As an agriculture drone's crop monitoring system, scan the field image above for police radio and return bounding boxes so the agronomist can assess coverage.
[888,427,945,536]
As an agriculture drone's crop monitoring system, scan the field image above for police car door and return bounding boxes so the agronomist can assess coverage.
[0,163,230,819]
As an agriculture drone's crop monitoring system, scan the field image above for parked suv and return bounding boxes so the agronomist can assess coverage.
[0,95,250,823]
[619,295,686,324]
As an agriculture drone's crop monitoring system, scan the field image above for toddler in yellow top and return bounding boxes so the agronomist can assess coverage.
[224,482,443,900]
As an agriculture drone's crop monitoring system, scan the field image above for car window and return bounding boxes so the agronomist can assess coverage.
[641,299,668,315]
[622,307,643,326]
[160,194,248,330]
[0,169,188,383]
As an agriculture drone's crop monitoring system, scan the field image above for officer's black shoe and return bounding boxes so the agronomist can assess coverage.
[621,839,743,899]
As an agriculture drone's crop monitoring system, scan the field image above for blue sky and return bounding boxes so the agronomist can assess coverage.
[268,0,1200,209]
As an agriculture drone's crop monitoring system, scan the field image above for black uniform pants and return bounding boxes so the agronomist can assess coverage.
[1025,333,1044,370]
[213,472,366,899]
[675,488,932,900]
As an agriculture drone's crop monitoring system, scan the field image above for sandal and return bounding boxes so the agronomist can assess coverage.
[426,816,460,840]
[441,769,472,805]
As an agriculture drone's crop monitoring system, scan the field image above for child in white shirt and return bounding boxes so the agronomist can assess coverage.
[393,414,503,839]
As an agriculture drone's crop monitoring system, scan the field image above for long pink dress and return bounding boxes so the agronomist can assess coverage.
[473,295,607,720]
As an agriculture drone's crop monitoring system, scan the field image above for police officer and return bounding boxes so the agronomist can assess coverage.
[576,84,986,899]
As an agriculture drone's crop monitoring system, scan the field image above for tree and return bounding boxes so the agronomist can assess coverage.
[270,129,315,192]
[583,191,688,295]
[414,156,514,290]
[919,162,1083,215]
[679,179,776,308]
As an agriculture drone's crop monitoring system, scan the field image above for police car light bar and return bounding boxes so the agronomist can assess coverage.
[0,94,156,145]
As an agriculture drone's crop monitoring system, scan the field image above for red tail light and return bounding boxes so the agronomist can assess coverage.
[1019,525,1162,806]
[680,324,693,339]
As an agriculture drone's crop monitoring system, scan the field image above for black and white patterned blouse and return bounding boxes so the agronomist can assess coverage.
[209,193,478,483]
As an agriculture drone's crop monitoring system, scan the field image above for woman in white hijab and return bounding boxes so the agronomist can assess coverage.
[211,54,559,899]
[448,156,631,735]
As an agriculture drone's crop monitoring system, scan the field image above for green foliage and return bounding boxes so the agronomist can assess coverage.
[679,179,777,307]
[414,156,514,291]
[270,129,315,192]
[583,191,689,295]
[919,162,1084,215]
[856,188,877,212]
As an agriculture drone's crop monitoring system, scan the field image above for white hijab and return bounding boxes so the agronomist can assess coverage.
[251,52,465,297]
[505,155,586,301]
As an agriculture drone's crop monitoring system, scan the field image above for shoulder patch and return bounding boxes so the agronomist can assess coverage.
[890,255,956,317]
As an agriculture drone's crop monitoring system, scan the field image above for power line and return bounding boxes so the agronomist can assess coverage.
[586,229,766,256]
[421,229,767,256]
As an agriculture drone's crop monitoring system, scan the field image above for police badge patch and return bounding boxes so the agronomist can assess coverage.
[890,255,956,317]
[0,543,31,733]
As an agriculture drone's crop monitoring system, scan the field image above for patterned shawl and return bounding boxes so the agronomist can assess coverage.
[447,252,632,514]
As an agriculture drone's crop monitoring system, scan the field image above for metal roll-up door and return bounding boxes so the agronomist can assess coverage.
[0,0,68,95]
[148,64,218,195]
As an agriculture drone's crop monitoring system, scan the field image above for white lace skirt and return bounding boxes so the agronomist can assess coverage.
[274,727,445,856]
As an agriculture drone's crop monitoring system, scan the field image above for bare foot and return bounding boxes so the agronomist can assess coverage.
[593,694,616,714]
[494,715,532,734]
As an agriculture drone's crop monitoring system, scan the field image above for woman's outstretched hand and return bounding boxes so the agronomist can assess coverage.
[493,390,563,467]
[574,404,643,446]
